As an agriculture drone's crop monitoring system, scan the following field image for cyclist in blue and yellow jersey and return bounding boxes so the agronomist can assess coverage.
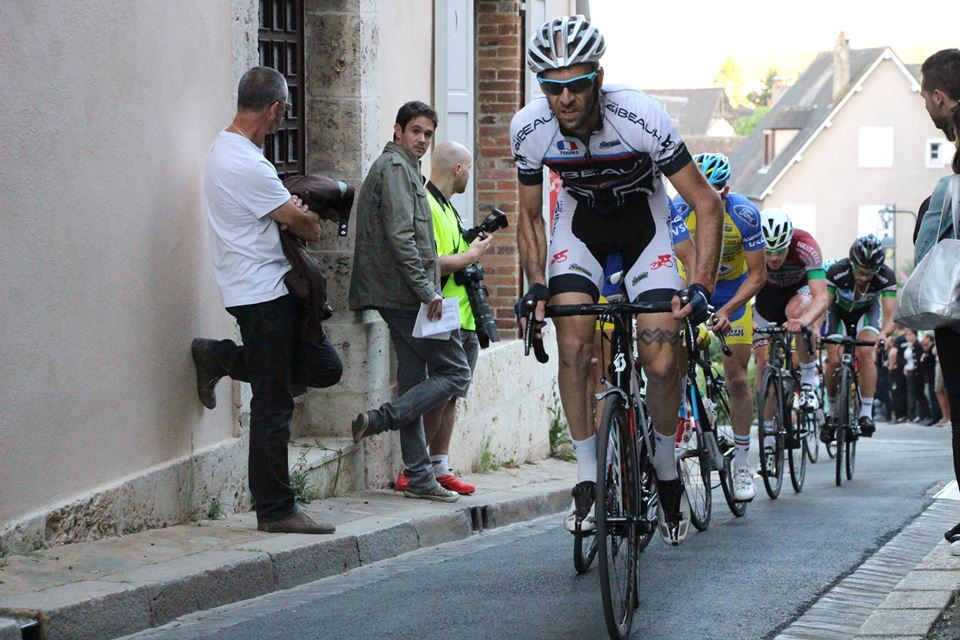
[672,153,767,502]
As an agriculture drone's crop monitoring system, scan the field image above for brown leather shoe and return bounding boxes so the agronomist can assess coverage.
[191,339,224,410]
[257,510,335,534]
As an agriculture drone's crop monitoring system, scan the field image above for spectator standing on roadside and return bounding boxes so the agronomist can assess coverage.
[889,327,909,423]
[914,49,960,548]
[920,332,941,424]
[191,66,342,534]
[393,140,492,496]
[348,101,471,503]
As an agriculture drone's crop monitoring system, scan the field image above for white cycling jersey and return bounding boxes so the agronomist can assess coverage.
[510,84,692,300]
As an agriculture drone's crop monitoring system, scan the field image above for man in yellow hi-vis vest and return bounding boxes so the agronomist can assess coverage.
[394,140,492,496]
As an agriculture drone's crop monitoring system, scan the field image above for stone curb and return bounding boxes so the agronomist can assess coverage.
[0,483,570,640]
[0,618,21,640]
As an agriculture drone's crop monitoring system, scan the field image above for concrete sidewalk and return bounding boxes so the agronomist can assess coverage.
[0,459,575,640]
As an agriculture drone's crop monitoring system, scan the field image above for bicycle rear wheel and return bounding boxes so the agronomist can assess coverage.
[757,370,785,499]
[573,533,599,574]
[803,406,820,463]
[846,376,860,481]
[596,395,639,640]
[787,393,807,493]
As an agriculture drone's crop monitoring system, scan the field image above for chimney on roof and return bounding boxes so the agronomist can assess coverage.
[833,31,850,103]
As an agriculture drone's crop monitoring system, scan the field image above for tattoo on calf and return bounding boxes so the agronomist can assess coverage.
[637,328,681,346]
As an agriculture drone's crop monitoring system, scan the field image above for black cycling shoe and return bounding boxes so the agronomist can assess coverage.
[572,480,596,521]
[819,417,837,444]
[656,478,689,546]
[945,521,960,543]
[858,415,876,438]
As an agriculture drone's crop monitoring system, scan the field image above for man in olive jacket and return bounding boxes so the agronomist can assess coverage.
[348,101,470,502]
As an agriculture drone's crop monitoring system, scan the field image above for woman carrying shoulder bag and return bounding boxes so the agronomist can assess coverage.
[914,50,960,551]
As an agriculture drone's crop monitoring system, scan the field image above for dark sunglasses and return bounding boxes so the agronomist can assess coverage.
[537,71,598,96]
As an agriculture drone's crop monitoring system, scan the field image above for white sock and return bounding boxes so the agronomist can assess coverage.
[860,398,874,419]
[800,361,817,387]
[733,433,751,468]
[653,431,679,481]
[828,393,838,419]
[572,435,597,483]
[430,454,449,477]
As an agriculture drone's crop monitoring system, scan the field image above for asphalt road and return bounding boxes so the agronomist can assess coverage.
[122,422,953,640]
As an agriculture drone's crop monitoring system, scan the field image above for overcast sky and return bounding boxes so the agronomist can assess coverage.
[590,0,958,90]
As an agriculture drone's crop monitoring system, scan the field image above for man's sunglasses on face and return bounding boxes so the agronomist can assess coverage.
[765,247,788,257]
[853,265,879,278]
[537,70,599,96]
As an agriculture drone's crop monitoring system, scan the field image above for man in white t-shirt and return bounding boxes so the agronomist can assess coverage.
[191,67,342,535]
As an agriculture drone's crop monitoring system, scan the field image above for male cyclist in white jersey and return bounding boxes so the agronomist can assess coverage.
[512,16,723,544]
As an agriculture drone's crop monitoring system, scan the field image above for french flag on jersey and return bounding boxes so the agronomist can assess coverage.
[556,140,578,151]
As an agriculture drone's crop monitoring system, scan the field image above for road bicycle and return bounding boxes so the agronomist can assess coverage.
[692,337,749,517]
[821,335,874,486]
[754,325,815,498]
[523,290,690,640]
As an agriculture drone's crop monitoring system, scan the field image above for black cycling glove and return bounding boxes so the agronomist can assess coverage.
[675,283,711,326]
[514,283,550,320]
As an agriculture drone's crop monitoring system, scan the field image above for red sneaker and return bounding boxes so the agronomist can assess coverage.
[436,473,475,495]
[395,470,408,492]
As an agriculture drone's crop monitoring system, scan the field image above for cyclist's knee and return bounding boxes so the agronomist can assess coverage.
[856,346,875,366]
[643,353,679,383]
[557,334,593,369]
[726,373,750,398]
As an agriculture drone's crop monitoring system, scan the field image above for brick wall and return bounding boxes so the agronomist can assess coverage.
[474,0,523,331]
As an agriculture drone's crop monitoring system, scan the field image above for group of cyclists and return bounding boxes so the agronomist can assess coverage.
[511,16,901,545]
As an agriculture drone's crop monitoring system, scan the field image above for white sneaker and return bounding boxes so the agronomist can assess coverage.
[951,539,960,556]
[800,385,819,411]
[732,465,756,502]
[564,498,596,533]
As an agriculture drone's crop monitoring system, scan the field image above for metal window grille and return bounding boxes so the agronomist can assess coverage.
[258,0,305,179]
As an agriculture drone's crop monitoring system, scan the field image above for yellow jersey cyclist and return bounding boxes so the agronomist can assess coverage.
[671,153,767,502]
[819,235,898,443]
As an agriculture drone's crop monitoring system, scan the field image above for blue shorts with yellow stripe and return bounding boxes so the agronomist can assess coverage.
[713,274,753,346]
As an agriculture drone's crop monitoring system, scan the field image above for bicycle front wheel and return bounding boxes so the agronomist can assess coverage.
[720,452,748,517]
[757,370,785,499]
[846,375,860,481]
[573,533,598,574]
[803,405,820,463]
[835,367,849,486]
[596,395,639,640]
[787,392,807,493]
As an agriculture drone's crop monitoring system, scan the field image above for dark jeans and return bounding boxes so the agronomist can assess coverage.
[891,369,908,419]
[908,371,930,420]
[936,327,960,489]
[376,308,471,491]
[213,294,342,523]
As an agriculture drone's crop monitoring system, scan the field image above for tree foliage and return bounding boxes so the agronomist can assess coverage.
[733,106,770,136]
[747,69,779,108]
[713,57,744,105]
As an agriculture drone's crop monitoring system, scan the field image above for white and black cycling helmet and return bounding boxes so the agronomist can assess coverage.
[850,234,885,271]
[760,208,794,251]
[526,15,606,74]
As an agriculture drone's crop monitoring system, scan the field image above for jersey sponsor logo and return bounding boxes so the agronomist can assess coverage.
[567,263,593,277]
[730,203,759,226]
[727,325,745,338]
[550,249,569,265]
[557,140,579,151]
[603,101,677,155]
[513,113,556,150]
[670,221,687,237]
[631,271,649,286]
[598,139,622,149]
[650,254,674,270]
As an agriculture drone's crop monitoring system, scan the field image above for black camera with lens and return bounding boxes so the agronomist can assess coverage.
[452,208,509,348]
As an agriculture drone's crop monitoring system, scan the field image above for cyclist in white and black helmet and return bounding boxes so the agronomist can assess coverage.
[753,208,830,472]
[511,15,723,545]
[819,235,898,442]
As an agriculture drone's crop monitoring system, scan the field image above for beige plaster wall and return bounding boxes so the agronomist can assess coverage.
[378,0,435,175]
[0,1,248,527]
[763,58,949,272]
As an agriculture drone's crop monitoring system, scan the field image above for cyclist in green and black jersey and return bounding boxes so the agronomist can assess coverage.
[820,235,898,442]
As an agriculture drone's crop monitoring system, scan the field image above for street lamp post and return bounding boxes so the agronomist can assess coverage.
[879,204,918,275]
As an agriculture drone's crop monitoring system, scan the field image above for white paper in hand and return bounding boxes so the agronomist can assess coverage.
[412,298,460,340]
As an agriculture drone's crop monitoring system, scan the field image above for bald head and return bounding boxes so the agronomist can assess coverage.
[430,140,472,197]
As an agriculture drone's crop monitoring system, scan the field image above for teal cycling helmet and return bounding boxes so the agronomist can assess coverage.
[694,153,731,188]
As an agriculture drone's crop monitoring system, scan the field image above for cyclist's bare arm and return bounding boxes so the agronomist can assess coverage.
[799,277,830,327]
[879,295,897,344]
[674,237,696,283]
[668,162,723,293]
[518,182,548,326]
[718,248,766,320]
